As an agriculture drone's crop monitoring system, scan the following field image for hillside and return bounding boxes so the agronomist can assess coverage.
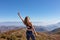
[0,28,60,40]
[50,28,60,34]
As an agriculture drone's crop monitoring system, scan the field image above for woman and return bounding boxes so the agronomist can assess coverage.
[18,12,37,40]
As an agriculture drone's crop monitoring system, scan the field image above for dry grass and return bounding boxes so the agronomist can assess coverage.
[0,28,60,40]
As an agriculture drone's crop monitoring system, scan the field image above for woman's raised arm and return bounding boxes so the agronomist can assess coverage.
[18,12,24,23]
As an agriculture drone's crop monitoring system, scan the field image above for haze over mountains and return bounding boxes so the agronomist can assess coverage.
[50,28,60,34]
[0,22,60,32]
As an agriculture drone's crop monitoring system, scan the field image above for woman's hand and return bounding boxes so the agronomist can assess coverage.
[18,12,20,17]
[34,32,38,36]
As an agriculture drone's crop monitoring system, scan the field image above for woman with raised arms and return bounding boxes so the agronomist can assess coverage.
[18,12,37,40]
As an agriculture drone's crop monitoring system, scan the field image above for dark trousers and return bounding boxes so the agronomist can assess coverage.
[26,31,35,40]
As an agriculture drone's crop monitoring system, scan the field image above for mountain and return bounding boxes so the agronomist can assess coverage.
[37,22,60,31]
[45,22,60,31]
[0,22,24,26]
[50,28,60,34]
[0,22,60,40]
[0,22,60,32]
[31,22,60,31]
[0,26,21,33]
[0,28,60,40]
[35,26,48,32]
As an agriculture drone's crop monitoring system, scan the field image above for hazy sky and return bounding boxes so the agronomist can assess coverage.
[0,0,60,24]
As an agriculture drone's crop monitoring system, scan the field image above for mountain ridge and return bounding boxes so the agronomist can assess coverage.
[0,28,60,40]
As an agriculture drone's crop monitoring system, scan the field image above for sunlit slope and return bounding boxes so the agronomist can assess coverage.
[0,28,60,40]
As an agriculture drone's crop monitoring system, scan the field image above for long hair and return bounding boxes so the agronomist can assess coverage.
[24,16,32,26]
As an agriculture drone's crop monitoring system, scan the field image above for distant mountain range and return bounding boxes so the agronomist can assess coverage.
[0,26,21,33]
[0,22,23,26]
[0,22,60,32]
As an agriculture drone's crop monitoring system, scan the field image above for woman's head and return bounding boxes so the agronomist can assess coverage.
[24,16,32,26]
[24,16,30,22]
